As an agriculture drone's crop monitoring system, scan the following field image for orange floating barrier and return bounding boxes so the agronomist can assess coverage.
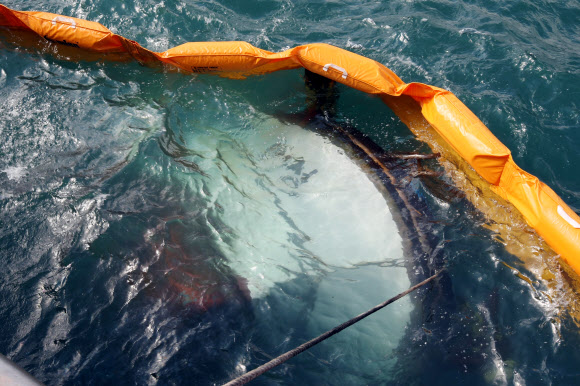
[1,4,578,274]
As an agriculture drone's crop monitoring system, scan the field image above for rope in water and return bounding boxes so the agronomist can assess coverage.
[222,270,442,386]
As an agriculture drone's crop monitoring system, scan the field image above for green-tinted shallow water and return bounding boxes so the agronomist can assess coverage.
[1,1,579,385]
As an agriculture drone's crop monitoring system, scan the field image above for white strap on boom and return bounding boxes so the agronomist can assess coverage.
[52,16,76,29]
[323,63,348,79]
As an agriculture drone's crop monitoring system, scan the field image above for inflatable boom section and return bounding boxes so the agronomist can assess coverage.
[1,5,579,274]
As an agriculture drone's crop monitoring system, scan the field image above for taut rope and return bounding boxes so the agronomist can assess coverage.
[222,270,442,386]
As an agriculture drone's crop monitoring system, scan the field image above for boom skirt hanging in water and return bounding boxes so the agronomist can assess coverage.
[0,4,579,275]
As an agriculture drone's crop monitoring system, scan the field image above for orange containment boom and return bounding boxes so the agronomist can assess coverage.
[1,4,579,273]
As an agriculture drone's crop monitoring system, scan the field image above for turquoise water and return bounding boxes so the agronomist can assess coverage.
[1,0,580,385]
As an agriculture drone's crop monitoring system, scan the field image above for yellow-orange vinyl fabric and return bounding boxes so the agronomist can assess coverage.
[1,4,579,273]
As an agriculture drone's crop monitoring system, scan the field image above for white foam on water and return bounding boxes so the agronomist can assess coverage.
[363,17,376,26]
[3,165,27,181]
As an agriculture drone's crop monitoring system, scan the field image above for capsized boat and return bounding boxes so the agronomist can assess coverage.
[0,3,577,276]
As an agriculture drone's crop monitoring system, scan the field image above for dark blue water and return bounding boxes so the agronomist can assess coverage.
[1,1,580,385]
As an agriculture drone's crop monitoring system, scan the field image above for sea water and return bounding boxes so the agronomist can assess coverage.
[1,0,580,385]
